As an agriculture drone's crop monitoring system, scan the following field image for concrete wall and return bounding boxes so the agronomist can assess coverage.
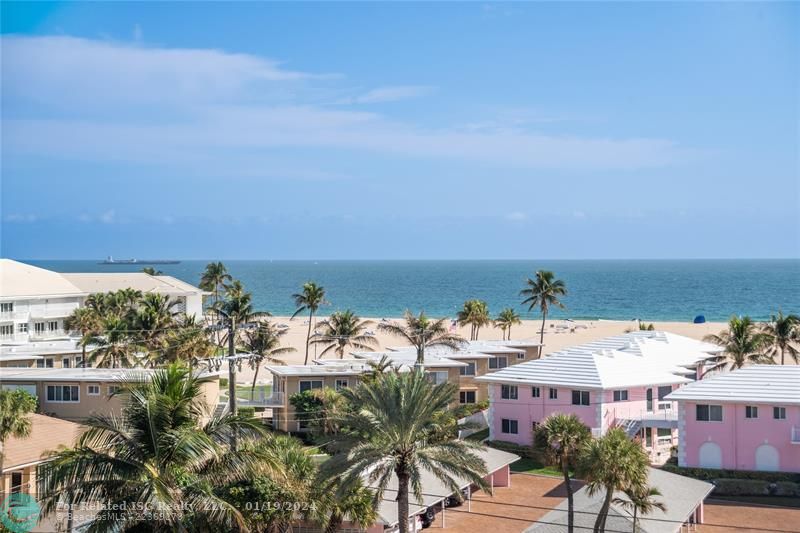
[679,401,800,472]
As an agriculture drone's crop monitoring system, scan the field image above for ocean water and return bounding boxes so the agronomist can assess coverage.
[24,259,799,322]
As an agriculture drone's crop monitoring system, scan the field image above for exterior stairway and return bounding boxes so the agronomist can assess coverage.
[616,418,642,439]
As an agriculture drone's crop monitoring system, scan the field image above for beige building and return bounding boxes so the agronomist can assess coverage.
[0,367,221,422]
[264,355,467,433]
[1,413,83,501]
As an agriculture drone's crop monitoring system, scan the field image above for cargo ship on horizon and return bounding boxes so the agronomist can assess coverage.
[99,256,180,265]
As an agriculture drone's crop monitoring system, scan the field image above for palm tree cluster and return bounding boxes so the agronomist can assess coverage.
[495,307,522,340]
[535,414,660,533]
[705,311,800,370]
[457,299,492,340]
[311,309,378,358]
[65,289,215,368]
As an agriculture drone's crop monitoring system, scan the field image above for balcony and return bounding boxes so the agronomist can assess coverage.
[792,426,800,445]
[222,390,285,408]
[29,329,68,340]
[0,333,28,343]
[0,311,29,322]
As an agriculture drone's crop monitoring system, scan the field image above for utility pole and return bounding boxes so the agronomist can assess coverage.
[227,316,237,417]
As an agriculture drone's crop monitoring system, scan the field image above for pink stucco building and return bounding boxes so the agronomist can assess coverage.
[666,365,800,472]
[476,331,722,464]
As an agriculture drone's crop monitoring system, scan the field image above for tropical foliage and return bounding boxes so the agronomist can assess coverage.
[292,281,329,365]
[579,428,650,533]
[240,320,296,393]
[760,311,800,365]
[521,270,567,344]
[310,310,377,358]
[378,310,465,366]
[534,414,591,533]
[704,316,772,370]
[495,307,522,340]
[38,364,272,532]
[321,371,489,533]
[0,389,37,463]
[457,299,492,340]
[612,485,666,533]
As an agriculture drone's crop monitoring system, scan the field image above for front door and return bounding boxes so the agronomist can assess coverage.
[646,388,653,412]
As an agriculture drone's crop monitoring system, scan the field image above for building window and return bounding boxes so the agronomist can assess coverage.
[517,352,525,360]
[46,385,79,403]
[549,388,558,400]
[488,356,508,369]
[613,390,629,402]
[745,406,758,419]
[0,325,12,336]
[0,302,13,313]
[87,385,100,396]
[657,385,672,400]
[48,321,59,332]
[34,322,46,334]
[62,358,71,368]
[774,407,787,420]
[76,357,84,368]
[501,419,519,434]
[17,323,28,333]
[531,386,540,398]
[459,362,476,376]
[37,358,54,368]
[334,379,349,391]
[426,371,449,385]
[108,385,122,395]
[696,404,723,422]
[571,390,590,406]
[459,391,476,404]
[501,385,518,400]
[299,380,323,393]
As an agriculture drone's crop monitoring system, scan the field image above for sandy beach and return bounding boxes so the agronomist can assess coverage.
[234,317,729,385]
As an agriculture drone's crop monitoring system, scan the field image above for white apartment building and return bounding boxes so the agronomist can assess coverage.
[0,259,206,368]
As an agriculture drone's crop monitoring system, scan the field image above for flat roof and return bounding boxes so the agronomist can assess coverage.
[0,338,89,358]
[665,365,800,405]
[0,259,84,299]
[266,363,372,377]
[0,367,220,383]
[351,351,468,368]
[62,272,205,295]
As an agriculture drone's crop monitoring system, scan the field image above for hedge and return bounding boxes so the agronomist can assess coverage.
[661,463,800,483]
[485,440,538,459]
[712,478,800,497]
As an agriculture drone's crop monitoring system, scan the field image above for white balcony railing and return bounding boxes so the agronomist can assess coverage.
[0,333,28,342]
[0,311,29,321]
[791,426,800,444]
[235,390,285,407]
[29,329,67,340]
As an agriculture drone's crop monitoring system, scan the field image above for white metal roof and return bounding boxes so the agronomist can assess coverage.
[351,351,467,368]
[0,259,85,299]
[475,331,717,390]
[0,339,91,360]
[266,362,374,377]
[0,367,220,383]
[665,365,800,405]
[63,272,205,296]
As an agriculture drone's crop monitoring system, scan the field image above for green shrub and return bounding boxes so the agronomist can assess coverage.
[454,399,490,419]
[238,407,256,419]
[712,479,770,496]
[661,463,800,483]
[219,378,229,387]
[775,481,800,497]
[485,440,537,459]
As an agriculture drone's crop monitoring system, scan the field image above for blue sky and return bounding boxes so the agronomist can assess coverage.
[1,2,798,259]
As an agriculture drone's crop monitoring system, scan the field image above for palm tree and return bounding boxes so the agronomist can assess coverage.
[133,293,179,361]
[704,316,771,371]
[141,266,163,275]
[311,477,377,533]
[88,315,143,368]
[378,310,465,367]
[311,310,377,359]
[579,428,649,533]
[0,389,37,463]
[363,354,395,383]
[495,308,522,340]
[760,311,800,365]
[37,364,271,532]
[613,485,666,533]
[457,299,492,340]
[64,307,99,364]
[292,282,329,365]
[199,261,232,306]
[534,414,592,533]
[160,315,216,366]
[322,371,489,533]
[521,270,567,344]
[240,321,296,394]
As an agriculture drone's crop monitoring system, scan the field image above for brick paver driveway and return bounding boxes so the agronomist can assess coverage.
[699,500,800,533]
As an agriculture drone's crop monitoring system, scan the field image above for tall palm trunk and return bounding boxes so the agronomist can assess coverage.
[593,486,614,533]
[633,507,639,532]
[325,513,343,533]
[562,460,575,533]
[304,311,314,364]
[508,324,512,340]
[251,362,260,397]
[781,346,785,365]
[540,309,547,345]
[397,468,410,533]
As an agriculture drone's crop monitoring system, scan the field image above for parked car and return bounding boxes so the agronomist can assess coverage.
[420,507,436,528]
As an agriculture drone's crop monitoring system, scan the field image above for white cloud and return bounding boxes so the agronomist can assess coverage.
[1,35,694,173]
[346,85,433,104]
[573,210,587,219]
[505,211,528,221]
[4,213,37,223]
[100,210,116,224]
